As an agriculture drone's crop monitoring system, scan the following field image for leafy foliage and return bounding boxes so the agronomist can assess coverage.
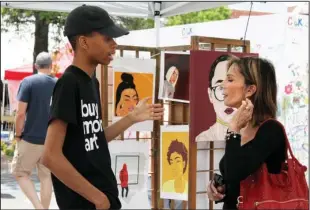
[165,6,232,26]
[113,16,154,31]
[1,141,15,157]
[1,141,7,151]
[1,8,67,42]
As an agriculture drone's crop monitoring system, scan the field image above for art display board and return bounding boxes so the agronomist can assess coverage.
[160,125,189,201]
[196,141,225,209]
[159,51,190,103]
[111,57,156,131]
[250,14,309,183]
[109,140,150,209]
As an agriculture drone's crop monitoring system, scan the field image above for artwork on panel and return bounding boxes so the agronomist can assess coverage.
[109,140,150,208]
[159,52,190,103]
[190,51,258,143]
[115,155,140,185]
[276,47,309,183]
[111,57,156,131]
[251,21,309,184]
[160,125,189,201]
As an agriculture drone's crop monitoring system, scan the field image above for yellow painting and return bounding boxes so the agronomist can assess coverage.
[160,125,189,201]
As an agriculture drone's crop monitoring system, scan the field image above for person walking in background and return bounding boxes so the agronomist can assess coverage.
[11,52,57,209]
[119,163,129,198]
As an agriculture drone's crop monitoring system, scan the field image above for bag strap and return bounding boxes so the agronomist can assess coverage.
[259,118,296,161]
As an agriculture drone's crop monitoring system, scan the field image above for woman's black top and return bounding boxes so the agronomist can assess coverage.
[219,120,286,209]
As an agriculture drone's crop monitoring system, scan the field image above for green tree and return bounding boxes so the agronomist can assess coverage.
[113,16,154,31]
[1,8,67,73]
[165,6,231,26]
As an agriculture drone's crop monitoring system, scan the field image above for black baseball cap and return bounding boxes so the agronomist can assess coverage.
[64,5,129,38]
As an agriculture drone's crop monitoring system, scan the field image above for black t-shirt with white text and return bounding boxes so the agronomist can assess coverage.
[49,66,121,209]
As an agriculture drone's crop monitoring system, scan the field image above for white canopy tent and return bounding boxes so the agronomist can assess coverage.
[1,1,241,46]
[0,1,241,17]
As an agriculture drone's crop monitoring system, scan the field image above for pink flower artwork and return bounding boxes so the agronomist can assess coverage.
[285,84,293,95]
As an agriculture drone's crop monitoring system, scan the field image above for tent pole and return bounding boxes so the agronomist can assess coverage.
[154,2,161,47]
[1,81,6,132]
[1,81,6,116]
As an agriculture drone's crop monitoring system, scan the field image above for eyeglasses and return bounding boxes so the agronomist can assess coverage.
[211,85,224,101]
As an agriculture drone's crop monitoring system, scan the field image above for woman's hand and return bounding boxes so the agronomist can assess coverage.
[229,98,254,132]
[207,180,225,202]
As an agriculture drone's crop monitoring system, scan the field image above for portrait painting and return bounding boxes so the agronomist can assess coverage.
[111,57,156,131]
[159,52,190,103]
[160,125,189,201]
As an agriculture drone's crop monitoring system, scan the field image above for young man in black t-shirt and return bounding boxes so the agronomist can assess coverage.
[41,5,164,210]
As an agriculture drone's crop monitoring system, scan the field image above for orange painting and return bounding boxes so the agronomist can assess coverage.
[114,71,154,117]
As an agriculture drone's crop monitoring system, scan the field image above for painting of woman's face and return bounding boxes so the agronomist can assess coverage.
[169,68,179,84]
[116,88,139,116]
[208,60,236,123]
[169,152,184,179]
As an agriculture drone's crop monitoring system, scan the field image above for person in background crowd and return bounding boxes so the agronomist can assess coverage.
[11,52,57,209]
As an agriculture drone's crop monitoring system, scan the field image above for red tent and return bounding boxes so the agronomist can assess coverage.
[4,43,73,81]
[4,64,63,80]
[4,44,73,112]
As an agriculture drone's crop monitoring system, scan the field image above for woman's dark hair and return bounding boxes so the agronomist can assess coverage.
[228,57,278,127]
[167,139,188,174]
[115,73,139,112]
[209,54,233,88]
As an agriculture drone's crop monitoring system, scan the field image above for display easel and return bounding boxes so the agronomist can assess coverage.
[97,46,162,209]
[97,36,250,210]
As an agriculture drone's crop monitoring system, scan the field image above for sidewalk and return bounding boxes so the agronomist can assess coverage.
[1,153,59,209]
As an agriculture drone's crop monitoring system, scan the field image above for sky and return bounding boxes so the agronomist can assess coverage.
[229,2,307,13]
[1,2,307,79]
